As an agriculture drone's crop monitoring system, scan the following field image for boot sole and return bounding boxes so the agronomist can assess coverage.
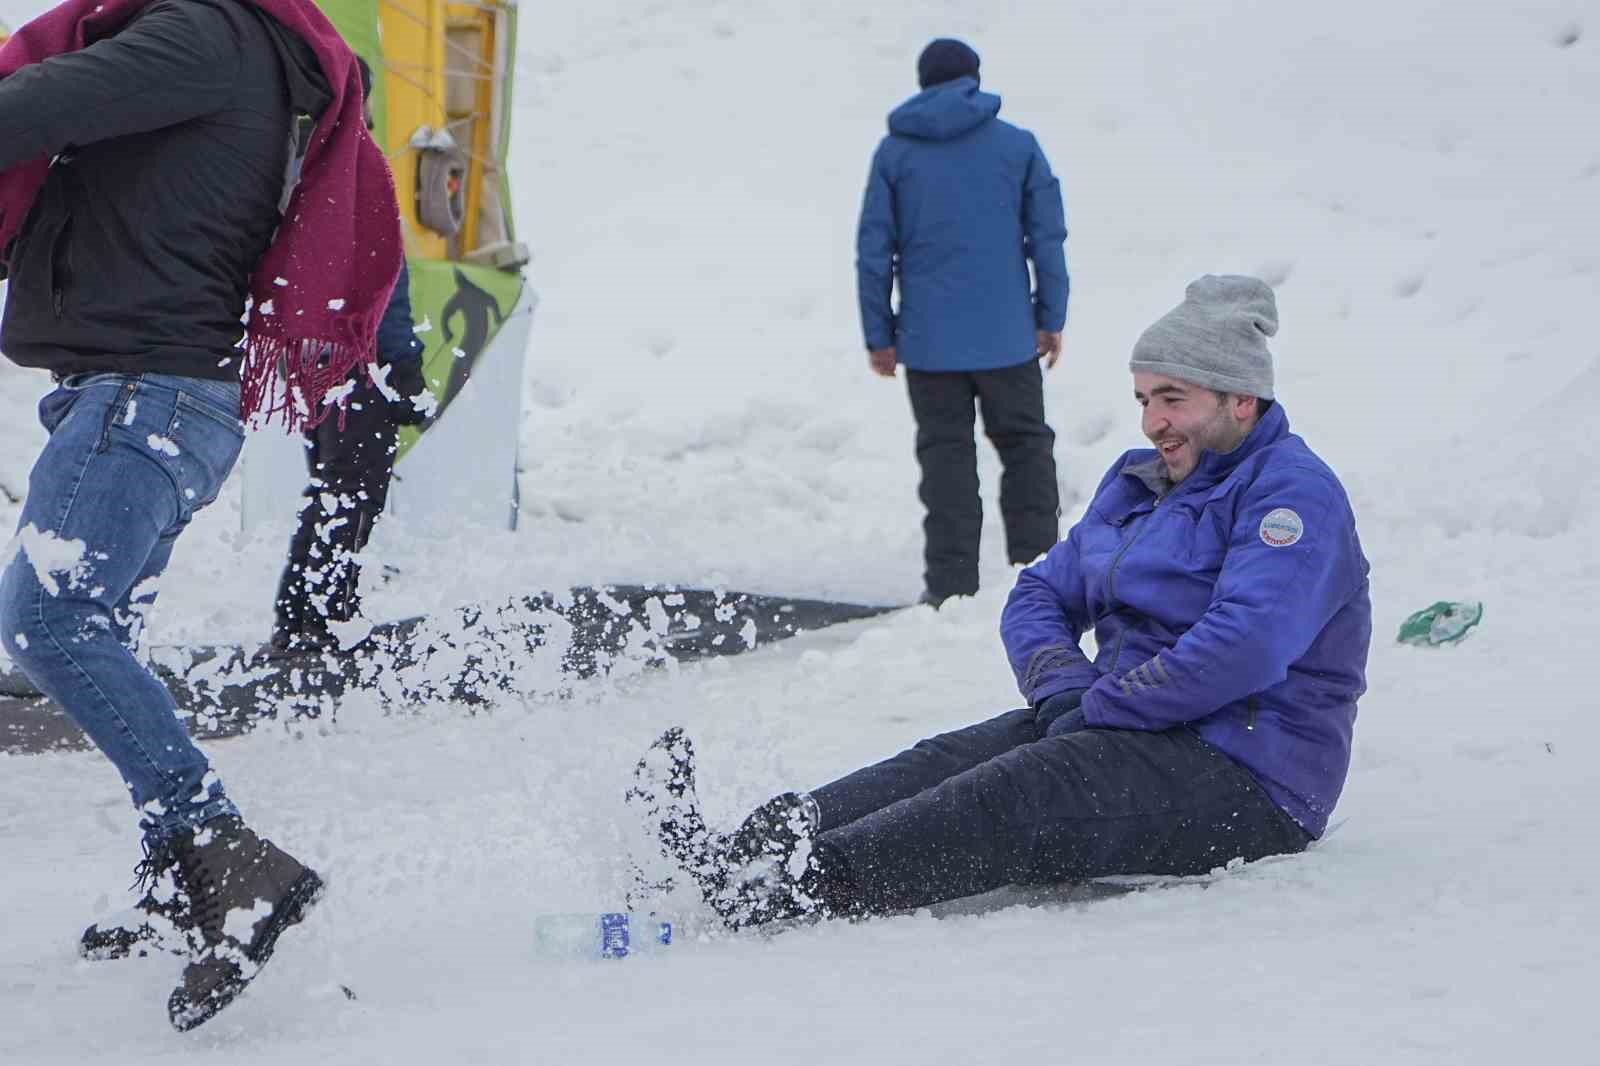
[246,867,324,967]
[168,868,325,1032]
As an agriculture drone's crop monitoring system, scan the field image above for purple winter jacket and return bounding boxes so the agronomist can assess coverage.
[1001,403,1371,836]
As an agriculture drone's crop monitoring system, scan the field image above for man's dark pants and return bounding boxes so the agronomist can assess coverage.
[273,377,398,635]
[906,359,1059,600]
[806,709,1311,915]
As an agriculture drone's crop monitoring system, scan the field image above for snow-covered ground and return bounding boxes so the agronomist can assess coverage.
[3,0,1599,1061]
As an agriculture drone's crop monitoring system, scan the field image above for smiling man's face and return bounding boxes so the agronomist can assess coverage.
[1134,371,1260,483]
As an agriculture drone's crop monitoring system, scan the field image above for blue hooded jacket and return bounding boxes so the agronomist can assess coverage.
[856,78,1068,372]
[1000,404,1372,837]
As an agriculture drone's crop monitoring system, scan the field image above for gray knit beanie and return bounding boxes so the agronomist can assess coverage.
[1129,275,1278,399]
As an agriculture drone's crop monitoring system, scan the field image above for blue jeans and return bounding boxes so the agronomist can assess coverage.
[0,373,245,844]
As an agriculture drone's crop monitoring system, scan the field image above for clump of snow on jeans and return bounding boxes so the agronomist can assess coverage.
[0,524,91,596]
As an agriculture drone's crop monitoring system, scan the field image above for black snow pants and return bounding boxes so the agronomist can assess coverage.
[272,377,398,636]
[905,360,1059,601]
[806,709,1311,916]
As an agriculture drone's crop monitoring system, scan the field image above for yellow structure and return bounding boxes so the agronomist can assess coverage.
[373,0,524,268]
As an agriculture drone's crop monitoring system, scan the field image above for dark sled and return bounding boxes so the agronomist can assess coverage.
[0,585,901,755]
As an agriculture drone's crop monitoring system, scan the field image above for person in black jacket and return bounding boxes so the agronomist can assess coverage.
[0,0,396,1031]
[269,57,432,656]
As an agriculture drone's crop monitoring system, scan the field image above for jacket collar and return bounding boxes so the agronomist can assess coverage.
[1120,402,1291,498]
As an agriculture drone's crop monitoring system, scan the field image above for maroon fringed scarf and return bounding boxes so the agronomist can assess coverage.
[0,0,402,430]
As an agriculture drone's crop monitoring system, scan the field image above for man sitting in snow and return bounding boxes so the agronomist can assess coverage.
[629,275,1373,928]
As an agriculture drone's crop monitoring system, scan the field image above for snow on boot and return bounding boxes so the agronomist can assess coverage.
[80,899,189,961]
[709,792,827,930]
[165,816,323,1032]
[624,727,726,900]
[726,792,822,873]
[80,837,192,960]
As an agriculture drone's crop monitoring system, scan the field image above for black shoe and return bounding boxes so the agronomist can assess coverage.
[710,792,828,929]
[725,792,821,870]
[921,585,979,610]
[80,841,192,961]
[165,816,323,1032]
[266,622,340,661]
[626,730,828,930]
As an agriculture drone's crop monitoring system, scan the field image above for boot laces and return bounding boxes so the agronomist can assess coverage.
[131,837,178,895]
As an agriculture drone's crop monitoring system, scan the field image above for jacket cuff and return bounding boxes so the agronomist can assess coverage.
[1028,672,1099,708]
[1017,642,1097,705]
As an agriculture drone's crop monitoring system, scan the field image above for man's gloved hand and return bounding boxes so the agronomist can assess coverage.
[1033,688,1088,739]
[387,364,434,426]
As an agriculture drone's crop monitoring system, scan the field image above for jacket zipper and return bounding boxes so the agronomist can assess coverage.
[50,214,73,319]
[1106,503,1157,604]
[1246,696,1258,731]
[1104,502,1157,673]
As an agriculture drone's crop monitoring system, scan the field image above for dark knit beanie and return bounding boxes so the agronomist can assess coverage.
[917,38,980,89]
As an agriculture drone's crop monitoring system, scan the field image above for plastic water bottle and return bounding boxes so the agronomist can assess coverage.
[533,913,675,960]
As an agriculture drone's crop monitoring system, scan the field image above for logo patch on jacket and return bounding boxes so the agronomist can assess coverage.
[1259,508,1304,547]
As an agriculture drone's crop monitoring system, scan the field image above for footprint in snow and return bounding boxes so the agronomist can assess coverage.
[1393,274,1425,299]
[632,330,676,358]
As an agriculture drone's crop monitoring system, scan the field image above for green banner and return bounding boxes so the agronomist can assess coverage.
[314,0,387,143]
[398,259,526,460]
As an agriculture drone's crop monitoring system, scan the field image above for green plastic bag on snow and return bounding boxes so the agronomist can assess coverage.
[1397,601,1484,646]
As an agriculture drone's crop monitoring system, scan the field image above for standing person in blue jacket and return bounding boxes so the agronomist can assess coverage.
[856,38,1070,606]
[269,57,431,655]
[631,276,1372,928]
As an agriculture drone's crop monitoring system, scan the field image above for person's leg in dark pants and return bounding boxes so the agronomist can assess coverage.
[272,378,397,644]
[814,726,1309,916]
[905,369,981,601]
[975,360,1059,565]
[310,390,397,624]
[808,708,1039,832]
[272,434,326,642]
[628,709,1042,922]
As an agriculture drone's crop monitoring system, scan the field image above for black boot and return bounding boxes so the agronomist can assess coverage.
[726,792,820,867]
[265,616,339,661]
[626,729,835,931]
[165,815,323,1032]
[710,792,830,929]
[79,841,192,961]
